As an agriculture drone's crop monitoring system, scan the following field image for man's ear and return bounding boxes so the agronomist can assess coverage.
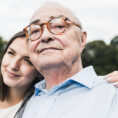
[81,31,87,51]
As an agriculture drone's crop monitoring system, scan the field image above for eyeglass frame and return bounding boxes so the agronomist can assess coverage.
[23,15,82,41]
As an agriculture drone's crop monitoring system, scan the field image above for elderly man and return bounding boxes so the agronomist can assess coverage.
[22,3,118,118]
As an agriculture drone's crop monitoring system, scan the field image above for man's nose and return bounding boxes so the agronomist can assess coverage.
[40,26,55,43]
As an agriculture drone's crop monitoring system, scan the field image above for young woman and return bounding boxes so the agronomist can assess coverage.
[0,31,43,118]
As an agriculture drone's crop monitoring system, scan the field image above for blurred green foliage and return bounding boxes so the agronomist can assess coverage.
[82,36,118,75]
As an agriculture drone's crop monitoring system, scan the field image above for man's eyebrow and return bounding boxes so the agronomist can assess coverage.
[30,19,40,25]
[30,15,64,25]
[50,15,65,19]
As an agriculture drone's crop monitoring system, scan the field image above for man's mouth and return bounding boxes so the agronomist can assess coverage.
[38,47,61,53]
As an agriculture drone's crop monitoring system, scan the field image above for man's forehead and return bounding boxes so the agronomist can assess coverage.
[31,14,70,24]
[31,12,73,22]
[31,4,79,23]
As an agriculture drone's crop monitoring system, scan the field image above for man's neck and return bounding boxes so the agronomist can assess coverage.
[40,61,83,90]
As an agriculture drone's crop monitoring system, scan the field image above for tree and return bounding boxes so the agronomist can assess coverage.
[82,40,117,75]
[110,36,118,46]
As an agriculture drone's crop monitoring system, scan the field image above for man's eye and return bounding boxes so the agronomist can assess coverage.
[52,25,65,32]
[56,25,65,28]
[51,24,65,30]
[52,24,65,29]
[31,29,40,35]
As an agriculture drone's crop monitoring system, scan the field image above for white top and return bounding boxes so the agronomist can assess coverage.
[0,101,22,118]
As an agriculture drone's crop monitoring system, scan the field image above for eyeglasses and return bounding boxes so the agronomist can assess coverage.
[23,15,82,41]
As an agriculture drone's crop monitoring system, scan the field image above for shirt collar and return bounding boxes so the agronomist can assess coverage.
[34,66,97,96]
[34,80,46,96]
[70,66,97,89]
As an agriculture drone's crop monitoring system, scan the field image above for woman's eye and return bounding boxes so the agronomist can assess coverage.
[7,51,14,55]
[24,58,33,65]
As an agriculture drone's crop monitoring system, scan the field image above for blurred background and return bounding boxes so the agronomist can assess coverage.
[0,0,118,75]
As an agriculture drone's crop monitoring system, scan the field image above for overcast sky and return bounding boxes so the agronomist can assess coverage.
[0,0,118,43]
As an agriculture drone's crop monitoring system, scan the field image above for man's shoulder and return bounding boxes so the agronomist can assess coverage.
[93,75,116,95]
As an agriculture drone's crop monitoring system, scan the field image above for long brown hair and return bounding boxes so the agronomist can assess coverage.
[0,31,43,101]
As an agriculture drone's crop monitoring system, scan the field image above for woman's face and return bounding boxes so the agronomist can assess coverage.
[1,37,38,89]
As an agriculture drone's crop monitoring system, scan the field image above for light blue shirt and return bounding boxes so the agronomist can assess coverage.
[22,66,118,118]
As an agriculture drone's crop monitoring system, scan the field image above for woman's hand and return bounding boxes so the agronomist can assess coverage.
[105,71,118,87]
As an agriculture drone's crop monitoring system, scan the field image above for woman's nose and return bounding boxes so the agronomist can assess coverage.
[10,59,20,71]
